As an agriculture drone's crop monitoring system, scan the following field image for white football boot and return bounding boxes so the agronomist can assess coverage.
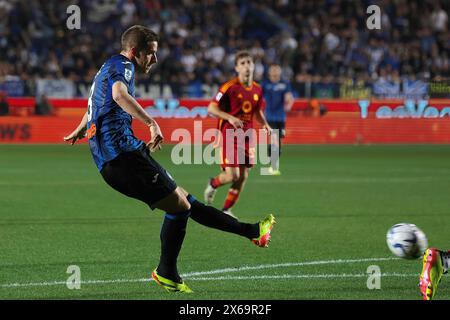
[204,179,217,205]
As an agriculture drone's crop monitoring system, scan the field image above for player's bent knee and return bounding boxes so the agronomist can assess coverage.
[153,188,191,213]
[238,168,249,181]
[176,199,191,212]
[223,171,236,183]
[178,187,189,197]
[231,175,240,183]
[175,189,191,212]
[230,169,241,182]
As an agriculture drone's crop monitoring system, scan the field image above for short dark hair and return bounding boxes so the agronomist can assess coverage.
[121,25,159,52]
[234,50,253,66]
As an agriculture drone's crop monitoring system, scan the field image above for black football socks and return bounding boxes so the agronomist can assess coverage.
[187,194,259,239]
[157,211,190,282]
[157,195,260,282]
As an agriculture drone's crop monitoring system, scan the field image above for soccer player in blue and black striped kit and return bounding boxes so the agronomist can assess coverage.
[64,25,275,293]
[262,63,294,175]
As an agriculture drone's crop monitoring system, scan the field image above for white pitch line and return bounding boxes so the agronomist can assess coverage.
[180,257,399,277]
[0,273,420,289]
[0,257,402,289]
[188,273,419,281]
[0,278,150,289]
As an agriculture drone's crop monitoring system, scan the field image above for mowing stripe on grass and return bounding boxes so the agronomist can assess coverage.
[0,257,402,289]
[0,177,445,186]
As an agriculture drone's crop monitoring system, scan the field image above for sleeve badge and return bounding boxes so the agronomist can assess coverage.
[124,68,132,82]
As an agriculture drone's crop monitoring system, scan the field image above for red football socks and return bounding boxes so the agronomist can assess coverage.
[210,177,222,189]
[223,189,240,210]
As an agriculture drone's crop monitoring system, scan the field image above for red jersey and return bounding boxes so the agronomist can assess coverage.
[211,77,265,132]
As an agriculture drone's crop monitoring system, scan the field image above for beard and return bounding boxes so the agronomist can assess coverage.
[131,56,151,73]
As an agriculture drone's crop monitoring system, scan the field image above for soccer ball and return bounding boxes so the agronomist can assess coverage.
[386,223,428,259]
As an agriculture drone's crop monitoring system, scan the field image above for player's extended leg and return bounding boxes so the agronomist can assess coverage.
[100,153,194,293]
[189,195,275,247]
[222,165,248,217]
[419,248,449,300]
[100,147,275,294]
[178,187,275,248]
[204,166,238,205]
[152,186,276,293]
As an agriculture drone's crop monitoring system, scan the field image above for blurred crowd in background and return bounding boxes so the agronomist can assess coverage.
[0,0,449,99]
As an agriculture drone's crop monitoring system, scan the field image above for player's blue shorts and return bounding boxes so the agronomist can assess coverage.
[100,144,177,210]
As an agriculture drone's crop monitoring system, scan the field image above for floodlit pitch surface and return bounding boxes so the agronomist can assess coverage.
[0,145,449,300]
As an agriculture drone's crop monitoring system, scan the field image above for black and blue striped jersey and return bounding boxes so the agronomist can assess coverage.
[86,54,144,171]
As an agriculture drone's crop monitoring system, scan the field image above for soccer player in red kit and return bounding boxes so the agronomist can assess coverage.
[204,51,272,218]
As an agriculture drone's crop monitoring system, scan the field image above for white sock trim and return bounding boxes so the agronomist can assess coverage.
[442,251,449,273]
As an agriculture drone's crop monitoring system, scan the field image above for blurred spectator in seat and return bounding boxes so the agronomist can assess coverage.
[431,2,448,32]
[35,94,54,115]
[1,0,450,98]
[0,91,9,116]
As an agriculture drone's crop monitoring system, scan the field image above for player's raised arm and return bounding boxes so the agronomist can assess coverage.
[112,81,163,152]
[207,102,243,129]
[63,112,88,145]
[112,81,154,126]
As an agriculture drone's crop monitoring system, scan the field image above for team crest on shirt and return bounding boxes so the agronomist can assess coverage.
[124,68,132,82]
[253,94,259,101]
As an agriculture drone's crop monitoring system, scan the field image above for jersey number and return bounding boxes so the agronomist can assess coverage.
[87,82,96,122]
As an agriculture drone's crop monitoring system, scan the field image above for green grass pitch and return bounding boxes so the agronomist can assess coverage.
[0,144,449,300]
